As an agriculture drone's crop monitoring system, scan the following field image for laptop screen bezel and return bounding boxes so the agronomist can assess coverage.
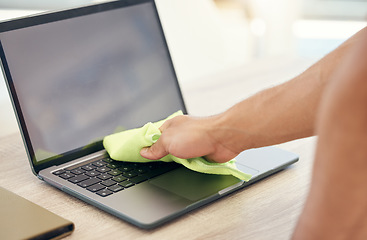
[0,0,187,175]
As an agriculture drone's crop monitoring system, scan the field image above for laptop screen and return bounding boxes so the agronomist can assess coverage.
[0,0,186,167]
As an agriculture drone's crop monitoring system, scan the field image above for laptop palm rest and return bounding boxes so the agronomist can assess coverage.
[149,167,241,201]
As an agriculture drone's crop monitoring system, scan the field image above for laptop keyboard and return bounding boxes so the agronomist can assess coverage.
[53,158,179,197]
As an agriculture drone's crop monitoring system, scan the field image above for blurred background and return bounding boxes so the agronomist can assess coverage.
[1,0,366,137]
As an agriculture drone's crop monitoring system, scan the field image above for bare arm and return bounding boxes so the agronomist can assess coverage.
[141,27,367,163]
[292,27,367,239]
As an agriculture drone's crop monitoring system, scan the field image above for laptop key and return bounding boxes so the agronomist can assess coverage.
[96,167,110,173]
[77,177,101,188]
[111,175,127,183]
[96,189,113,197]
[129,175,149,184]
[145,163,179,179]
[53,169,65,175]
[101,179,116,187]
[64,157,106,171]
[136,168,148,174]
[108,169,122,176]
[119,181,134,188]
[68,174,89,184]
[106,163,118,169]
[92,160,106,167]
[122,171,138,178]
[59,172,75,179]
[108,184,124,193]
[118,166,133,172]
[144,168,168,179]
[81,165,96,171]
[87,183,105,192]
[102,158,114,163]
[85,170,100,177]
[70,168,86,175]
[97,173,112,181]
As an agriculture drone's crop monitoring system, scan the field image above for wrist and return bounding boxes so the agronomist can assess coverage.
[208,105,256,155]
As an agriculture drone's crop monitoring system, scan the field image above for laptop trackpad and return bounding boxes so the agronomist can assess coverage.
[149,167,242,201]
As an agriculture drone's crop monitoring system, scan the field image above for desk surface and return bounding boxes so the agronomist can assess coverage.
[0,57,317,239]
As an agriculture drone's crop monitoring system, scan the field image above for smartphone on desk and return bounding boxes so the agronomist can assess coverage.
[0,186,74,240]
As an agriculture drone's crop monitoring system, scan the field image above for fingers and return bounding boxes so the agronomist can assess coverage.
[140,114,237,163]
[140,117,179,160]
[140,138,168,160]
[205,148,238,163]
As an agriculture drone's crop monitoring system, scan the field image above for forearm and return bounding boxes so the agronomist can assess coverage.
[210,27,367,153]
[141,27,367,163]
[293,26,367,239]
[214,66,322,149]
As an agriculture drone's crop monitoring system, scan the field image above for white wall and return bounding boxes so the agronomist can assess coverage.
[155,0,251,82]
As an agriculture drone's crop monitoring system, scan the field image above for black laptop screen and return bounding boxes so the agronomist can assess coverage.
[0,1,186,166]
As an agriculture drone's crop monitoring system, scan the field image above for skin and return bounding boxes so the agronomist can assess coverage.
[292,28,367,239]
[140,27,367,238]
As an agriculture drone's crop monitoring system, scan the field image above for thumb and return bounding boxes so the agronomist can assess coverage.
[140,140,169,160]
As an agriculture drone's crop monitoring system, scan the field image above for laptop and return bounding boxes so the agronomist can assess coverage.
[0,0,299,229]
[0,187,74,240]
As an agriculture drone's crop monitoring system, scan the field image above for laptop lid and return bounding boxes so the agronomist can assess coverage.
[0,0,186,175]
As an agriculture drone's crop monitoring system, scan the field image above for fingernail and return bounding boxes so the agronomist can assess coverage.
[140,148,148,156]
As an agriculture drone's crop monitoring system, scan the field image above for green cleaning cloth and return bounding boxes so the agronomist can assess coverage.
[103,111,252,181]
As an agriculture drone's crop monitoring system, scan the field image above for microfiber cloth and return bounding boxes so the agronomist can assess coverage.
[103,111,252,181]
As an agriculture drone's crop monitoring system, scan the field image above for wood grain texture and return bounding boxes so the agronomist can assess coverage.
[0,129,316,240]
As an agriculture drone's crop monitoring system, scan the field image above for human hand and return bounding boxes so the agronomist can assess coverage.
[139,114,240,163]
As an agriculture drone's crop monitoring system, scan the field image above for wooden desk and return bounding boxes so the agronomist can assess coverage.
[0,57,317,239]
